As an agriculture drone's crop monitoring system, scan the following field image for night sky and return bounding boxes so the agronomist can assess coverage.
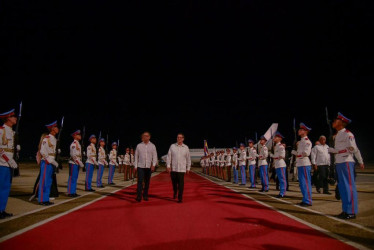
[1,1,372,161]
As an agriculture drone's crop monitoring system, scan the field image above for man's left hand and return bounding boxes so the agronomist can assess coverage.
[359,163,365,169]
[151,165,155,172]
[186,170,190,175]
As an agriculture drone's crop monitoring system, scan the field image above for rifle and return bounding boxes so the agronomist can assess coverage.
[106,133,109,167]
[81,126,86,172]
[55,116,64,173]
[325,107,336,181]
[289,118,297,174]
[12,101,22,177]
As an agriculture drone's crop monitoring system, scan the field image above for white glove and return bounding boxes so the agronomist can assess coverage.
[8,158,18,169]
[58,149,61,154]
[269,153,274,158]
[328,148,336,154]
[16,145,21,151]
[93,159,98,165]
[115,162,119,167]
[83,151,86,156]
[79,162,84,168]
[291,150,297,155]
[104,160,108,166]
[51,160,59,167]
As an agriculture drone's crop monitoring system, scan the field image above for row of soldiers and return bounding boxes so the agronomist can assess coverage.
[200,113,364,220]
[0,108,143,219]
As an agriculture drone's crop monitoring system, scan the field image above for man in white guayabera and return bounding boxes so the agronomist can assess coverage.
[134,132,158,202]
[166,133,191,203]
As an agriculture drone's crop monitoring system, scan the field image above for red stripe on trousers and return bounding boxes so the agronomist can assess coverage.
[281,168,286,191]
[86,165,89,189]
[41,163,47,202]
[346,162,355,214]
[303,167,311,204]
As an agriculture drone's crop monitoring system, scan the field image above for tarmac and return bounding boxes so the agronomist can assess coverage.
[1,162,373,249]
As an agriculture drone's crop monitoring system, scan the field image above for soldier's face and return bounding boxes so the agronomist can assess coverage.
[113,145,117,149]
[274,136,281,143]
[249,142,254,147]
[100,141,105,147]
[75,135,81,141]
[52,126,59,134]
[332,119,342,129]
[91,138,97,144]
[298,128,307,137]
[319,137,326,145]
[260,139,266,145]
[8,116,17,126]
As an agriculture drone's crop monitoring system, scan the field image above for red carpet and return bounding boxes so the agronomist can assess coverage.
[1,172,353,250]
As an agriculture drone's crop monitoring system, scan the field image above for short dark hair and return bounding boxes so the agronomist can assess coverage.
[177,133,185,138]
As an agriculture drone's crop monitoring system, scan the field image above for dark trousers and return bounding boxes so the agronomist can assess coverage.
[317,165,329,192]
[137,168,151,199]
[171,172,185,201]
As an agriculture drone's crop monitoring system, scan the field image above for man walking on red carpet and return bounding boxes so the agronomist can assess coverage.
[166,133,191,203]
[134,132,158,202]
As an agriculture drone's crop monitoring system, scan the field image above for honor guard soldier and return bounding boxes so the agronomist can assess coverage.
[247,139,257,188]
[270,132,287,198]
[238,143,247,185]
[108,142,118,185]
[118,155,124,173]
[220,150,225,179]
[225,148,232,182]
[232,147,239,184]
[200,157,205,173]
[0,109,18,218]
[328,113,364,219]
[258,136,269,192]
[215,151,220,178]
[97,138,108,188]
[124,148,131,181]
[204,155,210,175]
[292,123,313,206]
[85,135,97,192]
[130,148,135,179]
[209,152,215,176]
[38,121,59,205]
[67,130,84,197]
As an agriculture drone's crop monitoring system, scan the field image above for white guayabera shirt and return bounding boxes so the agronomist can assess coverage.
[134,141,158,169]
[166,143,191,173]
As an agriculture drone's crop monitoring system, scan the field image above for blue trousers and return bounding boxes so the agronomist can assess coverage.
[233,167,239,183]
[38,160,53,203]
[298,166,312,205]
[108,164,115,184]
[259,165,269,191]
[276,167,287,196]
[336,162,358,214]
[97,164,104,187]
[249,165,256,187]
[0,166,12,211]
[85,163,94,190]
[67,164,79,194]
[240,165,246,184]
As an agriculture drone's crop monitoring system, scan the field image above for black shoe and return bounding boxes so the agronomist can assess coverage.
[42,201,54,206]
[68,194,74,197]
[276,188,279,191]
[286,188,289,191]
[265,190,269,192]
[143,197,148,201]
[248,186,256,189]
[73,194,80,197]
[1,211,13,217]
[276,195,284,198]
[259,189,264,192]
[338,212,356,220]
[109,183,115,185]
[317,189,321,194]
[299,202,312,207]
[89,189,95,192]
[0,213,5,219]
[135,197,141,202]
[239,184,246,186]
[323,191,332,195]
[177,200,183,203]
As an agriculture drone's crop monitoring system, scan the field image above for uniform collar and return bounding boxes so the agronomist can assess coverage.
[175,143,185,147]
[338,128,346,133]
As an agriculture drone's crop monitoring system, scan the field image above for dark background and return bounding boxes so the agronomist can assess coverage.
[1,1,372,161]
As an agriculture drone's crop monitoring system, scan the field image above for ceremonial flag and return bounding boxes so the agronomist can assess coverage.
[203,140,209,156]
